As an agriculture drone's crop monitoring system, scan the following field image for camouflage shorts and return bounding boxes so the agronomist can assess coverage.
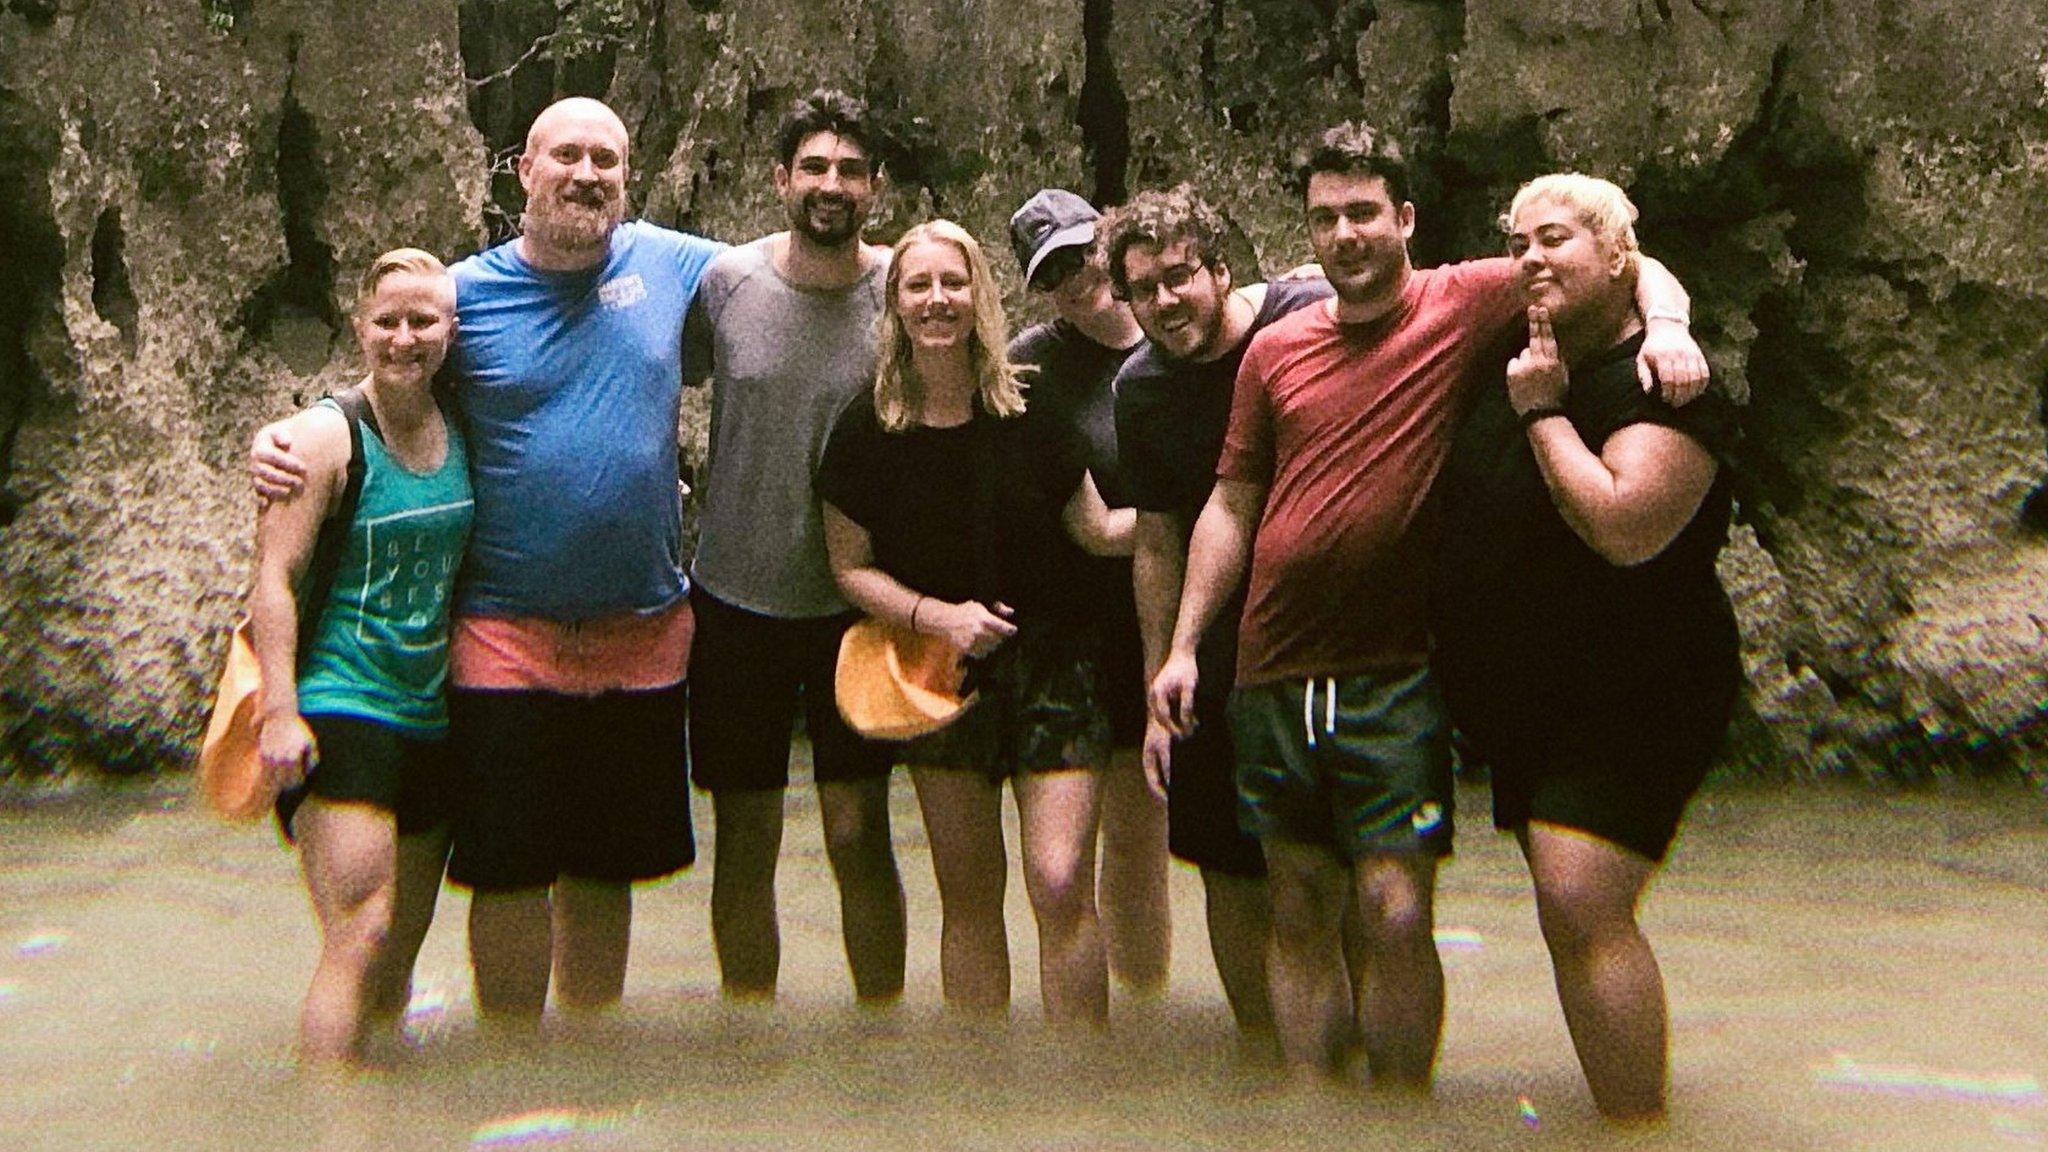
[895,620,1111,780]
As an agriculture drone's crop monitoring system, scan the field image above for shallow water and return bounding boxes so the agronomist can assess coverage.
[3,774,2045,1151]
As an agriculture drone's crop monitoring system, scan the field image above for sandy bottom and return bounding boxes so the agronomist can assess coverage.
[2,770,2045,1151]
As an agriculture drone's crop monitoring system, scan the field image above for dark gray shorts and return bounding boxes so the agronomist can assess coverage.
[895,621,1110,781]
[1229,666,1455,859]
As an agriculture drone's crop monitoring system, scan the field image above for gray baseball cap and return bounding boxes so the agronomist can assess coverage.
[1009,189,1100,287]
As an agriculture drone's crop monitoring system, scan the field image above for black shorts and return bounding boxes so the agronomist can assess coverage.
[896,622,1110,781]
[1449,670,1736,863]
[275,713,456,843]
[1165,689,1267,877]
[1092,610,1148,750]
[444,683,693,892]
[686,588,895,792]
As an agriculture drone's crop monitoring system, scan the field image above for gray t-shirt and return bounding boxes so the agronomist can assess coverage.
[683,235,887,617]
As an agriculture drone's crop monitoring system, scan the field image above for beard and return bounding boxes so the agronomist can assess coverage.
[522,186,626,253]
[790,190,861,247]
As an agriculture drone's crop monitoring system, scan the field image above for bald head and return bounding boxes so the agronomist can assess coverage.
[525,97,630,165]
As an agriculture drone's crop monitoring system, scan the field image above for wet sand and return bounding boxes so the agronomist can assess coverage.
[3,772,2045,1151]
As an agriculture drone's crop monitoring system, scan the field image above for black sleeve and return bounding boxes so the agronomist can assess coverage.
[1577,361,1741,466]
[815,397,886,528]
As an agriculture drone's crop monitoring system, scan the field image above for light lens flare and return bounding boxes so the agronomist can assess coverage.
[1517,1094,1540,1129]
[471,1109,626,1147]
[1814,1053,2043,1103]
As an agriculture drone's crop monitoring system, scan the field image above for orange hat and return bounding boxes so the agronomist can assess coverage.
[835,617,977,740]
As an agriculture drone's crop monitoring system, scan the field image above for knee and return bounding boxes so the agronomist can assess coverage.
[1533,883,1635,959]
[332,886,396,961]
[821,806,893,875]
[1356,871,1433,948]
[1026,859,1096,931]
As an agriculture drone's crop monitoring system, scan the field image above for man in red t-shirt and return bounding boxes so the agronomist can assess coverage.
[1149,123,1708,1084]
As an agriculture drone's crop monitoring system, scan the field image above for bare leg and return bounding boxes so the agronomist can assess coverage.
[553,878,632,1010]
[709,789,786,1000]
[909,766,1010,1016]
[1262,838,1354,1076]
[1015,768,1108,1026]
[1521,822,1667,1121]
[818,777,906,1004]
[1351,853,1444,1090]
[1200,867,1274,1037]
[1096,747,1170,994]
[365,827,450,1021]
[295,801,398,1063]
[468,887,552,1020]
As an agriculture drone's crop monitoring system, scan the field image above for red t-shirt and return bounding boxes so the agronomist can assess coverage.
[1218,258,1524,686]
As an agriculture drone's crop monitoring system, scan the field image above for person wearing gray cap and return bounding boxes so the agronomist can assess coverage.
[1005,189,1168,997]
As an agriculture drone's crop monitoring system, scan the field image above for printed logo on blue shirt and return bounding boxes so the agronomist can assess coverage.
[599,274,647,310]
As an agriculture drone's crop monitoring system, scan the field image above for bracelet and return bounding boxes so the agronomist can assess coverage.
[1644,306,1690,327]
[909,596,926,634]
[1519,405,1568,430]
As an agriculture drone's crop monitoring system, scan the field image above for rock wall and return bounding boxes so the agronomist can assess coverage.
[1,0,2043,781]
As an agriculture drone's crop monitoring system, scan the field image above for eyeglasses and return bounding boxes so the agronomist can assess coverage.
[1113,260,1205,303]
[1028,248,1087,294]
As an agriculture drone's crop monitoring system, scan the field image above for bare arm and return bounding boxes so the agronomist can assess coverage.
[248,416,310,502]
[1062,470,1135,557]
[1148,478,1264,735]
[823,501,1016,658]
[246,409,349,787]
[1525,421,1718,566]
[1631,254,1708,404]
[1508,308,1718,566]
[1132,510,1188,796]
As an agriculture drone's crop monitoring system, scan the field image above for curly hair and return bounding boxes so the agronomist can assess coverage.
[872,220,1024,433]
[1095,184,1231,299]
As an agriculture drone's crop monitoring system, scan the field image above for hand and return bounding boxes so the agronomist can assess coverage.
[1274,261,1323,283]
[258,710,317,792]
[1148,650,1201,738]
[1506,306,1570,415]
[1141,716,1174,802]
[1637,315,1709,405]
[249,423,309,503]
[928,599,1017,659]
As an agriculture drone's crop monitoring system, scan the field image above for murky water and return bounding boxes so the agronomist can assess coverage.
[4,774,2045,1151]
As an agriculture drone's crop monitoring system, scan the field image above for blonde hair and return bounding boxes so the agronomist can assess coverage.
[872,220,1024,433]
[354,247,452,317]
[1503,174,1640,260]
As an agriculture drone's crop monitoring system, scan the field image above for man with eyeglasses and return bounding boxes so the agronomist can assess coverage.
[1096,184,1336,1049]
[1003,189,1168,996]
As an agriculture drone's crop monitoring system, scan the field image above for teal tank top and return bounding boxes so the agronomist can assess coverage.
[297,399,474,733]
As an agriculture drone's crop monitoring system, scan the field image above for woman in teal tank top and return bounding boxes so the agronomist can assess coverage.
[246,249,473,1064]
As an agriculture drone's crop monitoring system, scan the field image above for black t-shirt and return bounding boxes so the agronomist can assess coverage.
[1113,277,1335,527]
[816,393,1088,621]
[1009,320,1144,635]
[1429,330,1742,695]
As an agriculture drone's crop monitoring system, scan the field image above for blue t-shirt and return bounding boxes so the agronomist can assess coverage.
[450,221,726,620]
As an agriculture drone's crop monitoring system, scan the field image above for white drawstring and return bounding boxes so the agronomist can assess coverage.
[1324,677,1337,736]
[1302,678,1318,748]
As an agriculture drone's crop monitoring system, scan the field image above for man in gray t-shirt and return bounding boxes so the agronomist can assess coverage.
[678,89,906,1005]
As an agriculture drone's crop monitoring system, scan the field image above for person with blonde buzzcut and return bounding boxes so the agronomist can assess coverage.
[1430,172,1741,1120]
